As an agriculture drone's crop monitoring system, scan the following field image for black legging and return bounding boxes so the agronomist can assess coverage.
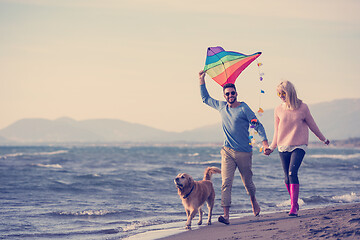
[279,148,306,184]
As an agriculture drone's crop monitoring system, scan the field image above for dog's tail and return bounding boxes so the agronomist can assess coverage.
[203,167,221,181]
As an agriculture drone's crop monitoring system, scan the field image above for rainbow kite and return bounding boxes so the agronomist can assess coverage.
[203,46,262,86]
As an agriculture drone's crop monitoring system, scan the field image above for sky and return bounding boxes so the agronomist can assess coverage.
[0,0,359,132]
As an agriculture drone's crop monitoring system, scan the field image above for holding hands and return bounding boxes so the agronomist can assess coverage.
[264,148,273,156]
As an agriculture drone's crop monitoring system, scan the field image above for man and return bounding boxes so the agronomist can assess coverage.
[199,70,269,225]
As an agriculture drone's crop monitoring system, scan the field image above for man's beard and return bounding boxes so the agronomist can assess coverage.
[227,97,236,104]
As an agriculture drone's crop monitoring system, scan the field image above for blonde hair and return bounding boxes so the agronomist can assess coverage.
[277,80,302,110]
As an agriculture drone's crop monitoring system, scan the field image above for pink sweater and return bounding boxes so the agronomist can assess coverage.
[270,102,326,149]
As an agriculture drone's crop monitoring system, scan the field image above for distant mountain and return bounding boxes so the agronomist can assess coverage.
[307,98,360,140]
[0,135,9,143]
[0,98,359,144]
[0,117,175,143]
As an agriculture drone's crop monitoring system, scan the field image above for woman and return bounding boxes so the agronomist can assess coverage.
[265,80,330,216]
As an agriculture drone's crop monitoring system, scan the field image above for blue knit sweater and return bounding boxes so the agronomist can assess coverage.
[201,84,267,152]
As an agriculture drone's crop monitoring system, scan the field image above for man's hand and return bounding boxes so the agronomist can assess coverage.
[264,148,273,156]
[199,70,206,85]
[262,140,271,155]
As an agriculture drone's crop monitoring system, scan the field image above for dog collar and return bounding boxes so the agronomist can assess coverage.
[183,184,195,199]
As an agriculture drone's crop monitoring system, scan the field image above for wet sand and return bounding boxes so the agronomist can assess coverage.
[158,203,360,240]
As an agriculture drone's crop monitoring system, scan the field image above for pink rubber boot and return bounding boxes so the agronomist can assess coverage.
[285,183,290,196]
[286,183,299,212]
[289,184,299,216]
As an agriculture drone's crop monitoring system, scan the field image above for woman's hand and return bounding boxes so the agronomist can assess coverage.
[264,148,273,156]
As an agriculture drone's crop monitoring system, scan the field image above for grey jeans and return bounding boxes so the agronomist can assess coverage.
[220,146,255,207]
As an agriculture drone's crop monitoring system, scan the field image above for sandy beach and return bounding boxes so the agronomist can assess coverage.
[158,203,360,240]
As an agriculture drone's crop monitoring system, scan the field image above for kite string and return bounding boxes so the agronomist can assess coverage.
[258,60,262,110]
[256,59,265,116]
[249,59,265,152]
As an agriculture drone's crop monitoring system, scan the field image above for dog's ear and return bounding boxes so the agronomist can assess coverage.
[187,176,194,188]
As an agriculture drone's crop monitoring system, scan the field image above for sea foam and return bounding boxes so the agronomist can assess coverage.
[58,210,115,216]
[32,163,63,169]
[1,150,68,159]
[185,160,220,165]
[332,192,359,203]
[309,153,360,160]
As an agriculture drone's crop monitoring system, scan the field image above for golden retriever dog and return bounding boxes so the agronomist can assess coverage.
[174,167,221,229]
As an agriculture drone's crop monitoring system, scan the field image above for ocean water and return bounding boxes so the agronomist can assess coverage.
[1,144,359,239]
